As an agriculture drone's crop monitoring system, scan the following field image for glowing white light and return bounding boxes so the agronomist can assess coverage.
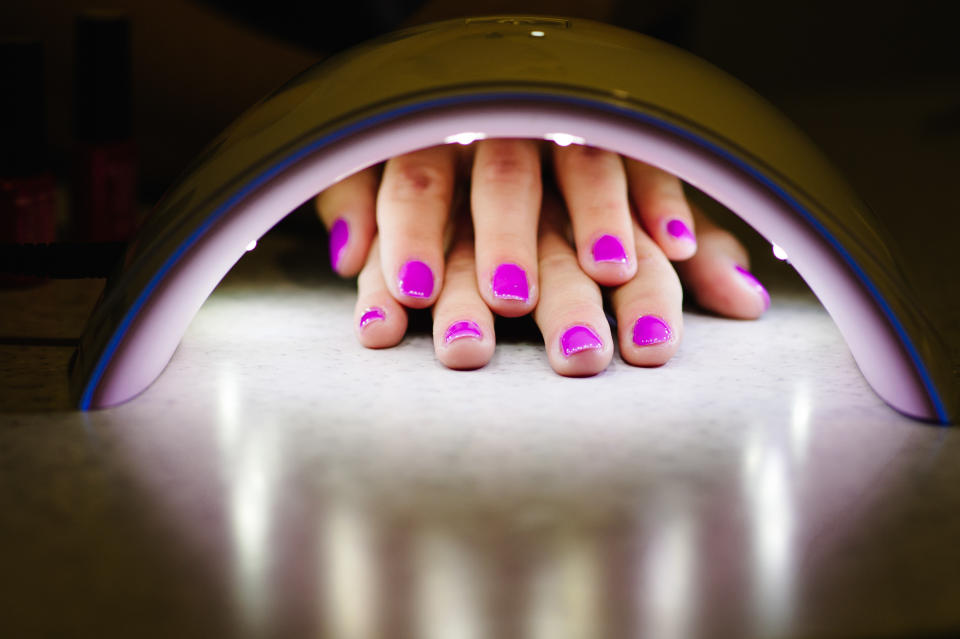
[544,132,585,147]
[642,504,695,639]
[322,499,378,639]
[216,364,240,450]
[772,244,788,261]
[530,30,545,37]
[226,424,279,635]
[444,132,487,145]
[754,448,793,633]
[416,527,486,639]
[742,426,795,636]
[528,531,600,639]
[245,240,258,252]
[790,383,812,464]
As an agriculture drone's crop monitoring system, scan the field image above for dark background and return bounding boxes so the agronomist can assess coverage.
[2,0,958,326]
[2,0,957,196]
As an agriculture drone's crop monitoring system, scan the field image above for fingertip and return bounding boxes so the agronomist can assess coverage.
[625,159,698,261]
[435,318,495,370]
[550,322,612,377]
[534,213,612,376]
[671,203,771,320]
[392,259,442,309]
[355,301,407,348]
[316,167,380,276]
[328,217,361,277]
[483,262,538,317]
[732,263,771,318]
[579,233,637,287]
[657,218,698,261]
[679,255,770,320]
[618,313,680,367]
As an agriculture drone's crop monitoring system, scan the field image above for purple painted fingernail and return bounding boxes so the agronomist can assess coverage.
[632,315,672,346]
[329,218,349,271]
[734,264,771,310]
[591,234,628,264]
[398,260,434,298]
[560,325,603,358]
[666,219,696,244]
[444,320,483,344]
[491,263,529,302]
[359,306,385,329]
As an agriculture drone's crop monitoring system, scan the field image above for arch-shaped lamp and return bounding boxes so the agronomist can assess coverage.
[69,16,957,423]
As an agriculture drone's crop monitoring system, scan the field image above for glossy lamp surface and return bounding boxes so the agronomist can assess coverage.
[69,16,957,422]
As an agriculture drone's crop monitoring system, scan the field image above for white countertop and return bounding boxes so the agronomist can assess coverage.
[3,231,959,638]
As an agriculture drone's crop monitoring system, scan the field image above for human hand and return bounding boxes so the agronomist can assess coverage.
[315,140,770,373]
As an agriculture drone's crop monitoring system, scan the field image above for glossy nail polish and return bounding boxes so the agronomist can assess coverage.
[444,320,482,344]
[359,306,386,328]
[491,263,529,301]
[329,218,348,270]
[666,219,696,244]
[734,264,771,310]
[560,325,603,357]
[632,315,672,346]
[591,234,628,263]
[398,260,434,298]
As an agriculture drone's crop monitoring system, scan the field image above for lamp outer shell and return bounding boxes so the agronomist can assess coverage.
[69,16,956,422]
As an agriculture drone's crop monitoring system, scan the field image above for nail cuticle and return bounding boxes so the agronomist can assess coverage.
[491,263,529,302]
[398,260,434,298]
[444,320,483,344]
[359,306,386,329]
[560,324,603,358]
[632,315,672,346]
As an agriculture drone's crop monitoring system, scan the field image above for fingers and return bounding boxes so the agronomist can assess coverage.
[552,144,637,287]
[471,138,542,317]
[533,194,614,377]
[315,165,380,276]
[354,236,408,348]
[624,159,698,261]
[674,205,770,319]
[610,219,684,367]
[377,145,457,308]
[432,216,495,370]
[345,143,758,379]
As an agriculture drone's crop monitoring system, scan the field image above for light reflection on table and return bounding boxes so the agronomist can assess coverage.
[3,236,958,639]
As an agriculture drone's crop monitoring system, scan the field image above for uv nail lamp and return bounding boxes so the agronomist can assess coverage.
[70,15,957,422]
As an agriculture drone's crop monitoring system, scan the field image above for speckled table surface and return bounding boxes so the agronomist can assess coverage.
[2,228,960,639]
[2,87,960,638]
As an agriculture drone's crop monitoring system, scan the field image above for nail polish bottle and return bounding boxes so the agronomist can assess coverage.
[73,10,138,242]
[0,39,57,287]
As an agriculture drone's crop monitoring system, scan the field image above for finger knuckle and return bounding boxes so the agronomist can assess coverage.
[476,146,537,185]
[581,199,629,220]
[385,162,450,202]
